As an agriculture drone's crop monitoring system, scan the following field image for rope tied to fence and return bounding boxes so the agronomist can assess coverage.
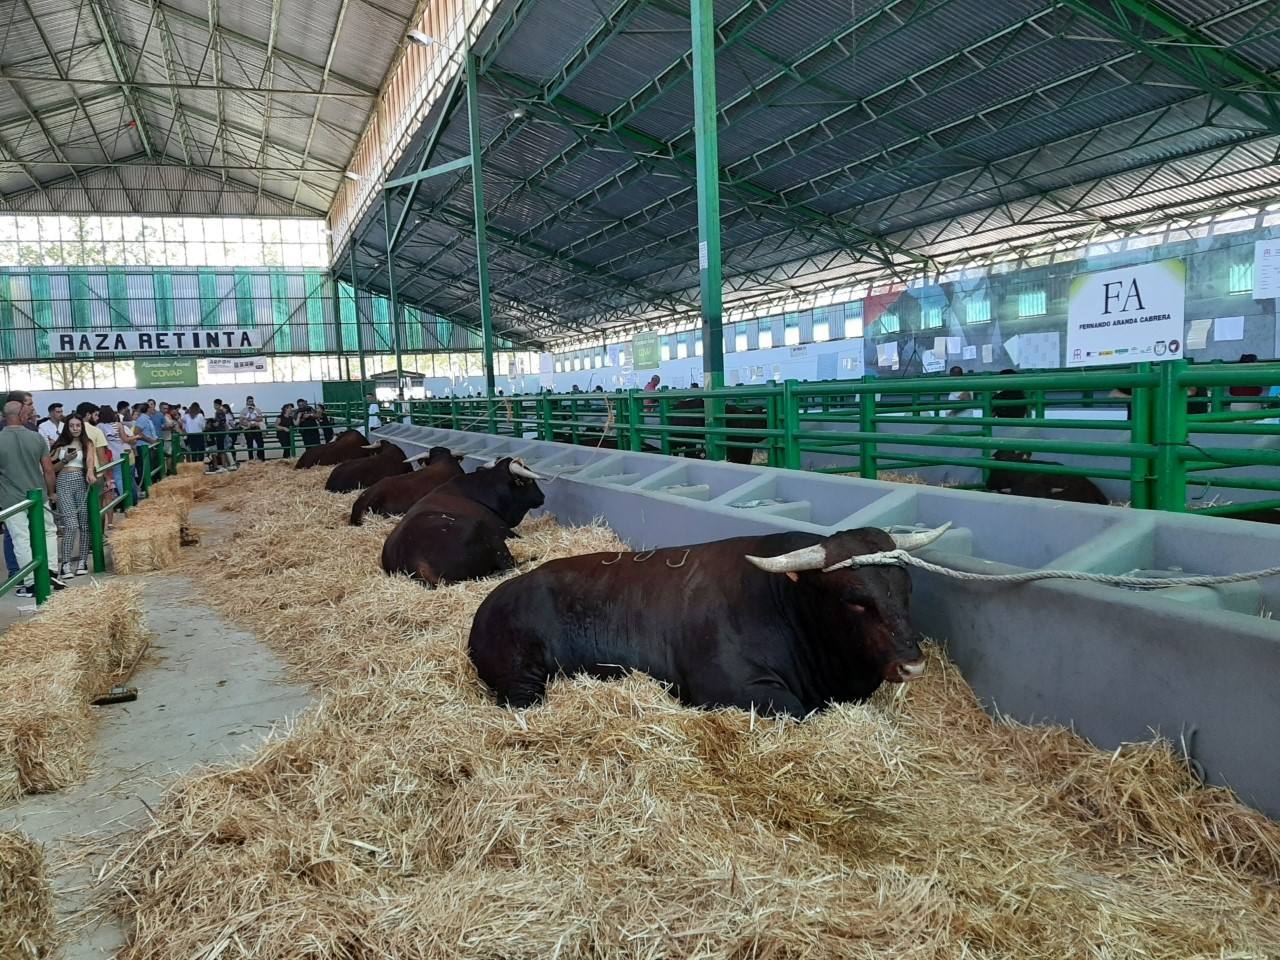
[823,550,1280,588]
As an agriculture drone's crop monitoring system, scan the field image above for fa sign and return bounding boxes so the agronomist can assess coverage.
[1066,260,1185,367]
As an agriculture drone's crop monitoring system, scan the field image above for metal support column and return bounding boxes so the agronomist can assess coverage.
[466,51,498,433]
[690,0,724,392]
[383,192,405,395]
[348,247,367,385]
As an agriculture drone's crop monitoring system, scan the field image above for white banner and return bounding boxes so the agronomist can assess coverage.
[1253,239,1280,300]
[1066,261,1185,367]
[206,356,268,373]
[53,328,264,355]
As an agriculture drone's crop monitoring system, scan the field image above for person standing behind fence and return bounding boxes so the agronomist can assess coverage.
[240,396,265,461]
[50,414,95,577]
[96,407,129,509]
[316,404,335,443]
[276,404,296,458]
[0,400,64,597]
[38,403,64,446]
[296,402,321,448]
[182,402,212,473]
[132,403,157,485]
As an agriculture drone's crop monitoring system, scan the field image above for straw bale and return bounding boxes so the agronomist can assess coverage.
[0,584,146,800]
[149,477,196,504]
[175,462,206,478]
[106,462,1280,959]
[108,520,180,575]
[0,830,54,959]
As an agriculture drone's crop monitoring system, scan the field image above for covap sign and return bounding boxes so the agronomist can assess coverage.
[1066,260,1185,367]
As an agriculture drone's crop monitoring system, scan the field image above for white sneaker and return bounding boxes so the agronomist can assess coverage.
[60,563,73,578]
[75,562,88,577]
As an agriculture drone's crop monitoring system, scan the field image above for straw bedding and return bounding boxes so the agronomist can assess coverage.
[107,462,1279,958]
[0,584,147,803]
[0,830,53,959]
[108,496,191,574]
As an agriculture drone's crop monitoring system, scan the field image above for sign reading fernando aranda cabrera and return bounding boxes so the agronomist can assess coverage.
[1066,260,1185,367]
[53,327,264,355]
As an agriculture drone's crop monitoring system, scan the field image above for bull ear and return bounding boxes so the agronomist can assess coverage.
[744,544,827,574]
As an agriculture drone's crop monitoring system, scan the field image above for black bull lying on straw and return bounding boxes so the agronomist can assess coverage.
[349,446,465,525]
[295,429,371,469]
[324,441,412,493]
[468,524,949,716]
[382,457,546,586]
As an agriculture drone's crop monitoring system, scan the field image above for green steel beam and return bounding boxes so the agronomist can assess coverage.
[385,155,473,190]
[1058,0,1280,135]
[468,51,495,399]
[388,68,468,253]
[382,193,405,385]
[690,0,723,389]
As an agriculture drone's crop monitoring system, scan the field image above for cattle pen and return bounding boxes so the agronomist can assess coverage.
[3,0,1280,956]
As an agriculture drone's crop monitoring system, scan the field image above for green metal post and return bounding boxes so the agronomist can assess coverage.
[466,52,498,430]
[382,193,405,396]
[858,391,878,479]
[1128,363,1153,509]
[540,393,554,441]
[781,379,801,470]
[26,491,51,604]
[691,0,725,456]
[124,452,137,507]
[627,390,643,451]
[348,247,367,385]
[1154,360,1188,512]
[87,481,106,573]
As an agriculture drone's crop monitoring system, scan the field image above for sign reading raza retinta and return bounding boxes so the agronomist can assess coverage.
[53,328,264,355]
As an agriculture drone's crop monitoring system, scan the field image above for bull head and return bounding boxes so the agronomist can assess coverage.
[744,523,951,574]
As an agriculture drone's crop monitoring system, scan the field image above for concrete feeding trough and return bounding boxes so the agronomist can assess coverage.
[377,425,1280,818]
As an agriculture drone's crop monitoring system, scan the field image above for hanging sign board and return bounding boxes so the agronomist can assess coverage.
[632,331,661,370]
[1066,260,1185,366]
[206,356,268,374]
[53,328,264,355]
[1253,239,1280,299]
[134,357,198,389]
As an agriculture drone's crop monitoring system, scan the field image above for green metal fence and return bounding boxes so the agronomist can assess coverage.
[0,491,52,604]
[369,361,1280,517]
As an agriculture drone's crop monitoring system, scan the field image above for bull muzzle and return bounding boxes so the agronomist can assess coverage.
[887,658,927,683]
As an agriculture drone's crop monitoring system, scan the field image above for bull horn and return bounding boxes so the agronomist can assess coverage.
[744,544,828,574]
[404,451,431,463]
[509,459,545,481]
[453,453,465,460]
[888,522,952,552]
[361,442,382,450]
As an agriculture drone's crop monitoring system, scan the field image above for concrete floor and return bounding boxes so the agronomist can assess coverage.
[0,505,311,958]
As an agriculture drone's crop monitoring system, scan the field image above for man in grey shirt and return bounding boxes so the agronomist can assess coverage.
[0,400,64,596]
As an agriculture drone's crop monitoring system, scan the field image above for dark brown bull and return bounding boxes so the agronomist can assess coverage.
[295,429,371,469]
[349,446,465,525]
[381,458,546,586]
[468,525,948,715]
[669,398,768,464]
[986,450,1109,505]
[324,441,409,493]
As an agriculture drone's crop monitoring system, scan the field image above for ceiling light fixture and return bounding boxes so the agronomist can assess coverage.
[344,171,361,181]
[510,106,527,120]
[407,29,436,46]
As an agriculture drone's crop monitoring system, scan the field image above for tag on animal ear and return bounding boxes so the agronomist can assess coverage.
[786,571,799,583]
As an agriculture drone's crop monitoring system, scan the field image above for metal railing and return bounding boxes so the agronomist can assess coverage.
[367,360,1280,517]
[0,491,52,604]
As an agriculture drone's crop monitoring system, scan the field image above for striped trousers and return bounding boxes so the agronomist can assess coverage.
[55,469,91,568]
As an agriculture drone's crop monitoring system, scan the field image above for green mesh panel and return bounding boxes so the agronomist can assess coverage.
[198,270,221,327]
[29,273,52,357]
[0,276,15,359]
[270,271,292,352]
[234,270,255,328]
[305,272,327,352]
[149,271,173,330]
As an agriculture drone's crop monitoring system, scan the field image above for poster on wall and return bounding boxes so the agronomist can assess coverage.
[1066,260,1185,367]
[1253,239,1280,299]
[135,357,198,388]
[206,356,268,374]
[54,327,264,355]
[836,339,865,380]
[632,331,660,370]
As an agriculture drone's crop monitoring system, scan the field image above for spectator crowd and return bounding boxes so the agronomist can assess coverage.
[0,391,338,598]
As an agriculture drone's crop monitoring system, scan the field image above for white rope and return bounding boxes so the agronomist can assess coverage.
[831,550,1280,588]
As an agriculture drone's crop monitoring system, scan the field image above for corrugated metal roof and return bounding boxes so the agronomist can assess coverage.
[327,0,1280,343]
[2,0,419,214]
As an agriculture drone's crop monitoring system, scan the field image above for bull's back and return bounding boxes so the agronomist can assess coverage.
[469,541,792,706]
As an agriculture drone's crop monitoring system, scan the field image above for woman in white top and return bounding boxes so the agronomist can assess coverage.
[49,414,97,576]
[181,402,208,470]
[96,405,127,503]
